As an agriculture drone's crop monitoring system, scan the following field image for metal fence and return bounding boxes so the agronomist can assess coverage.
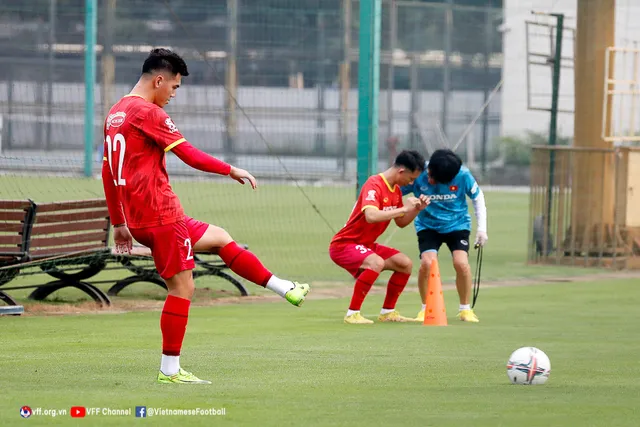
[529,145,640,269]
[0,0,503,179]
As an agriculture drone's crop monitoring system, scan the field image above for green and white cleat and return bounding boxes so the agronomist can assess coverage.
[157,368,211,384]
[285,282,310,307]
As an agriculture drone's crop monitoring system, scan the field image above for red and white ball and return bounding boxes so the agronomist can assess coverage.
[506,347,551,385]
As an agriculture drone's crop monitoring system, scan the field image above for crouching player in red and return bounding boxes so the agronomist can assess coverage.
[102,48,310,384]
[329,151,429,324]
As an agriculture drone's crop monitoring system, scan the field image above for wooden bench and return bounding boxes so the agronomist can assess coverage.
[0,200,32,267]
[0,200,32,314]
[0,199,249,310]
[24,199,114,305]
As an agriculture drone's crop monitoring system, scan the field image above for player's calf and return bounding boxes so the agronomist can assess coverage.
[344,266,380,323]
[452,250,476,319]
[213,240,311,305]
[379,270,418,322]
[195,226,310,306]
[159,271,197,380]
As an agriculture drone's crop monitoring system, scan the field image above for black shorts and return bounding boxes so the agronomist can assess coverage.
[417,229,470,255]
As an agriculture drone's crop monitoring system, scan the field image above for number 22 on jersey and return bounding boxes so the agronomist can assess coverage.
[106,133,126,186]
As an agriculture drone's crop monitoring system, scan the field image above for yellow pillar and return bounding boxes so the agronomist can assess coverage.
[572,0,616,244]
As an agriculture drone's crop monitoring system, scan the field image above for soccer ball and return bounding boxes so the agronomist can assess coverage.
[506,347,551,385]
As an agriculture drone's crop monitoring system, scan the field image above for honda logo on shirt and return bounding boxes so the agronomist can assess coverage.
[428,194,457,201]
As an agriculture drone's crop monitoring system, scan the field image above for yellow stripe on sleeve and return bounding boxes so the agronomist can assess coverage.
[164,138,186,152]
[361,205,379,212]
[103,157,107,161]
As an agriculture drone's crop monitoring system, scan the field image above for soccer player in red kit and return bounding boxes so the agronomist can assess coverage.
[102,48,310,384]
[329,151,429,324]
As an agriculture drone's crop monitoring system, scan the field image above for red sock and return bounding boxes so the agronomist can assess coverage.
[383,272,411,310]
[349,269,380,311]
[219,241,273,287]
[161,295,190,356]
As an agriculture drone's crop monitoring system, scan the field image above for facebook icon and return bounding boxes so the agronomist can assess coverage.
[135,406,146,418]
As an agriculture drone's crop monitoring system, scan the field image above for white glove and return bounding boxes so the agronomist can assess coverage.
[474,231,488,247]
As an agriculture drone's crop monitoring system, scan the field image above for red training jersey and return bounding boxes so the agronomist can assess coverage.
[331,174,403,247]
[103,95,186,229]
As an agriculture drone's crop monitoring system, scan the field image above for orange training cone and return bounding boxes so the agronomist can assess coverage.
[423,257,447,326]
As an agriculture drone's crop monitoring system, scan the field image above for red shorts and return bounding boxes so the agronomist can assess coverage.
[329,242,400,278]
[130,215,210,280]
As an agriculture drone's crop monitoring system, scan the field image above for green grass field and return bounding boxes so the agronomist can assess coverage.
[0,174,600,289]
[2,175,638,426]
[2,280,640,426]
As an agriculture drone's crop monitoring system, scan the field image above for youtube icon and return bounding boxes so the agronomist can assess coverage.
[70,406,86,418]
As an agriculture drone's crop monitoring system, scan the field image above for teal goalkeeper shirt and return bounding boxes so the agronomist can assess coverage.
[401,164,481,234]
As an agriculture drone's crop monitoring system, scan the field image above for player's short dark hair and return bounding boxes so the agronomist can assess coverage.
[428,149,462,184]
[142,48,189,77]
[394,150,425,172]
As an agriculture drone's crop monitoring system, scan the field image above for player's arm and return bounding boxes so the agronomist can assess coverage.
[394,195,429,228]
[170,141,231,175]
[101,148,132,254]
[360,182,424,224]
[359,181,405,223]
[395,180,427,227]
[101,144,126,227]
[466,174,488,246]
[172,143,257,189]
[143,109,256,188]
[363,205,411,224]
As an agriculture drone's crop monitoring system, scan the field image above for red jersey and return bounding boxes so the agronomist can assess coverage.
[331,174,403,247]
[103,95,186,229]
